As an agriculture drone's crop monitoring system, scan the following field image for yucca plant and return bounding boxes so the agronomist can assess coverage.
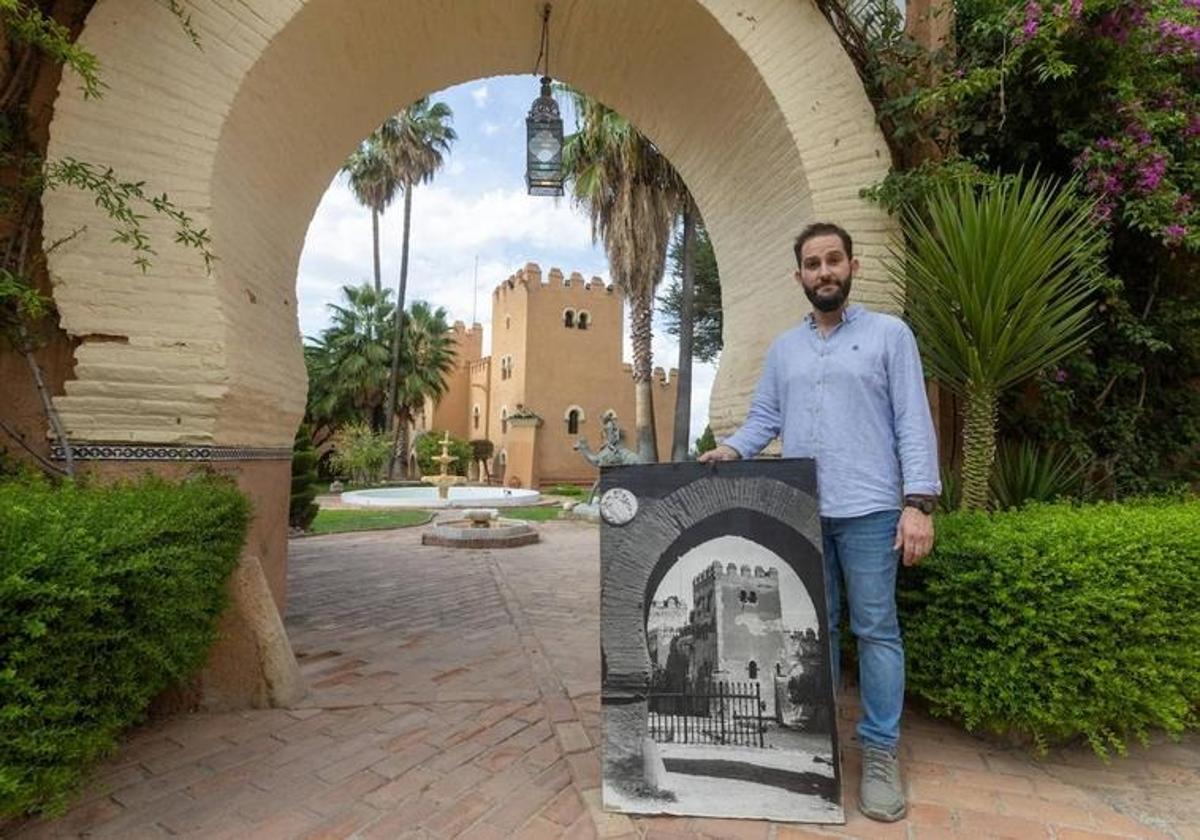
[892,173,1106,510]
[990,439,1089,510]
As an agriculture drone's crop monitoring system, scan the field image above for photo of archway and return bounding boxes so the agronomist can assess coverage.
[599,459,842,823]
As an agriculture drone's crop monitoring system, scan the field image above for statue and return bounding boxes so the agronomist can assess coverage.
[570,412,641,520]
[574,411,641,467]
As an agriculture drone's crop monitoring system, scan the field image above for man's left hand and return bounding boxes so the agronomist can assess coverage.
[894,508,934,566]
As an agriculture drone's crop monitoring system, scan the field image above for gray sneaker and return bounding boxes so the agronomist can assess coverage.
[859,745,907,822]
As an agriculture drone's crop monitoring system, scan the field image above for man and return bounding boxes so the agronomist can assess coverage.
[699,222,940,822]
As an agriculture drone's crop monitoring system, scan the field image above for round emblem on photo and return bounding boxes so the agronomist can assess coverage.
[599,487,639,526]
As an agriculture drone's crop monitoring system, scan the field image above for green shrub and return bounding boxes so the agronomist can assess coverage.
[694,425,716,456]
[329,422,390,484]
[549,483,584,497]
[990,439,1088,511]
[414,431,472,477]
[0,474,250,816]
[899,497,1200,756]
[290,424,320,530]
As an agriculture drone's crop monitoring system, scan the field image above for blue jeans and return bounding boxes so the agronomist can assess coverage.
[822,509,904,751]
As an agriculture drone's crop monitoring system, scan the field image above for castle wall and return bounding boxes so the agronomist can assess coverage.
[425,320,482,443]
[468,358,491,443]
[646,596,690,669]
[489,266,533,476]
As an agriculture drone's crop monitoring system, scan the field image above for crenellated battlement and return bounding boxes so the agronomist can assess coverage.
[622,363,679,387]
[492,262,614,301]
[693,561,781,587]
[448,320,484,339]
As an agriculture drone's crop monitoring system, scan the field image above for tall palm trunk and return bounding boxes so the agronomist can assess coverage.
[670,206,697,462]
[371,208,381,294]
[386,181,414,477]
[630,289,658,462]
[960,384,998,510]
[390,406,412,482]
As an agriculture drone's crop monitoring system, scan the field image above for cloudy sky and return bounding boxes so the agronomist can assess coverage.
[296,74,718,443]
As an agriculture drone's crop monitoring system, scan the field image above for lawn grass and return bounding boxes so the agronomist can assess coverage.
[498,505,563,522]
[308,508,434,535]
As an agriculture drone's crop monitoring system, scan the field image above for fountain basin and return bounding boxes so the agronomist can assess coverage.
[421,516,539,548]
[342,486,541,509]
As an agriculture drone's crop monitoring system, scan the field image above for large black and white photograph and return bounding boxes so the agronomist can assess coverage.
[600,459,842,824]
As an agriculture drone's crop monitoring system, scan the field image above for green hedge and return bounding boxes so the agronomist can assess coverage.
[900,497,1200,756]
[0,475,251,816]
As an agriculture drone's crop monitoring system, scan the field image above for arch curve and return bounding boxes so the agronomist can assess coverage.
[42,0,894,449]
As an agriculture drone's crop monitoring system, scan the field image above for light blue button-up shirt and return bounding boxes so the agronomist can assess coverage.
[723,304,941,518]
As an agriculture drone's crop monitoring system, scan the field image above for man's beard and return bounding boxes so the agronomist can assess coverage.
[804,276,852,313]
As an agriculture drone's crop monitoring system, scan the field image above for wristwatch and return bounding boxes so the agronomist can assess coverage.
[904,494,938,515]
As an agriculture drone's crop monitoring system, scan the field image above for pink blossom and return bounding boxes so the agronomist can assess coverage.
[1136,154,1167,193]
[1156,20,1200,54]
[1054,369,1069,383]
[1162,224,1187,243]
[1021,0,1042,39]
[1095,137,1120,152]
[1187,116,1200,139]
[1069,0,1083,18]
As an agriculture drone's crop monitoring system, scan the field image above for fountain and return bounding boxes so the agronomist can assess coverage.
[341,432,542,509]
[421,507,539,548]
[423,431,467,501]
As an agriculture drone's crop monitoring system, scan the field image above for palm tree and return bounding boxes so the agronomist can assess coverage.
[563,91,683,462]
[305,283,395,436]
[670,194,699,462]
[389,301,457,479]
[893,173,1106,510]
[378,98,457,472]
[342,132,401,294]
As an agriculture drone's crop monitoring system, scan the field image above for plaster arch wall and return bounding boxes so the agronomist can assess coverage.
[43,0,896,450]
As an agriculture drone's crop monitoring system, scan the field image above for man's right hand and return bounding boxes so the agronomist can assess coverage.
[698,444,741,463]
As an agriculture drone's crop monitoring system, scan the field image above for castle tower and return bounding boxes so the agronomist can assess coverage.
[689,561,787,716]
[482,263,679,487]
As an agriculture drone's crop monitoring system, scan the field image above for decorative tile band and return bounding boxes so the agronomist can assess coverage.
[51,442,292,462]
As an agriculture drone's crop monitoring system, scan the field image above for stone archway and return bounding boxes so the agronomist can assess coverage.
[40,0,894,706]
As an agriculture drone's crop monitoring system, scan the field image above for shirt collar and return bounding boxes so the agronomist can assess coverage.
[804,303,863,329]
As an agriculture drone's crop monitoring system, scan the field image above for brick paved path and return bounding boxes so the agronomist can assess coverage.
[7,522,1198,839]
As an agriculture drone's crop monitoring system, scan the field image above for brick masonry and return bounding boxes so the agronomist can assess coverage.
[7,523,1197,839]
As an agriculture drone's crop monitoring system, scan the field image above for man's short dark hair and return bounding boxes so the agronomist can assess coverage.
[794,222,853,266]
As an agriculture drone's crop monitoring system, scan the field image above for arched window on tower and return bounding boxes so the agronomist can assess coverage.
[505,315,511,330]
[748,660,758,680]
[501,406,509,434]
[577,310,590,330]
[567,409,580,435]
[472,404,480,431]
[563,308,576,328]
[749,591,758,604]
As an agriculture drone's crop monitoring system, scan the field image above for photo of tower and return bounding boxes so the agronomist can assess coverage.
[600,459,842,824]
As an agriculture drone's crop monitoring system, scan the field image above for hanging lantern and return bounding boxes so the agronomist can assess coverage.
[526,76,563,196]
[526,5,563,197]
